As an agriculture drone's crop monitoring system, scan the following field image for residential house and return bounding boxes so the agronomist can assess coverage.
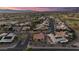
[32,32,45,41]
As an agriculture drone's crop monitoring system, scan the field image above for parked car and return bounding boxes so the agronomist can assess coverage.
[55,37,68,44]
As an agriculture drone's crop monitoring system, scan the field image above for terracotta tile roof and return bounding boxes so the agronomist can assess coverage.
[33,32,45,40]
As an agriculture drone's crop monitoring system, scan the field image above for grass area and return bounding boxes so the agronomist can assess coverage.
[17,33,28,40]
[50,13,79,31]
[66,20,79,31]
[25,45,32,51]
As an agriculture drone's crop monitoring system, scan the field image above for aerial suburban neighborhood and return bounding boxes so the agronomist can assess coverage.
[0,7,79,50]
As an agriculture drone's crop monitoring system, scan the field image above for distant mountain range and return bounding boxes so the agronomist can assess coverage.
[0,9,33,13]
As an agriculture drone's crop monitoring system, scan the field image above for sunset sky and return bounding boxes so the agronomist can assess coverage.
[0,7,78,11]
[0,7,59,11]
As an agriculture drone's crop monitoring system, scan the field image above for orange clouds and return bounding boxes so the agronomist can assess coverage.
[0,7,50,11]
[0,7,16,10]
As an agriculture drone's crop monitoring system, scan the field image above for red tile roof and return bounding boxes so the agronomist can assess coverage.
[33,32,45,40]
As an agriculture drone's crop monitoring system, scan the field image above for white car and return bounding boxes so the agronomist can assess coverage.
[55,37,68,43]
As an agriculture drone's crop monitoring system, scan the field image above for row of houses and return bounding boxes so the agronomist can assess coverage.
[0,21,31,43]
[31,17,74,45]
[32,31,69,45]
